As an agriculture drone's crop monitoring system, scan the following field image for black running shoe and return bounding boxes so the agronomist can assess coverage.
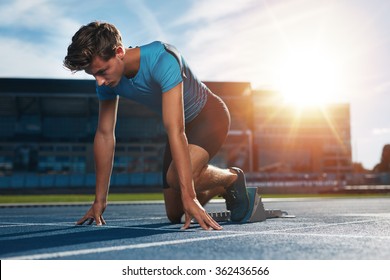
[223,167,250,222]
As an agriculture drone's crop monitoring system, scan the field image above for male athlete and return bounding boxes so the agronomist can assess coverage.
[64,21,249,230]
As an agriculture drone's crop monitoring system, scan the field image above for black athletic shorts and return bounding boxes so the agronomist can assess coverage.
[162,90,231,189]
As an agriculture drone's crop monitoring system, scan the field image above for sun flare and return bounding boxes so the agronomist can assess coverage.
[276,48,343,107]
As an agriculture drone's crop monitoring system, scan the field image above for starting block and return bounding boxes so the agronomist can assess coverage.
[208,187,295,223]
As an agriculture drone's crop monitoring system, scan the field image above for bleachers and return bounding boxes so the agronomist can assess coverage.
[0,78,253,190]
[116,117,165,140]
[0,96,17,116]
[0,116,17,138]
[42,117,90,140]
[0,173,162,190]
[41,97,91,116]
[16,115,42,135]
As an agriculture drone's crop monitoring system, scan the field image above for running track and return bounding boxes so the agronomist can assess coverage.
[1,197,390,260]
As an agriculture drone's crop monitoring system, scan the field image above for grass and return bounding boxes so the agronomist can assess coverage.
[0,192,388,204]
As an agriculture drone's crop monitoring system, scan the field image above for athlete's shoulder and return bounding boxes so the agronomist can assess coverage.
[140,41,165,53]
[141,41,182,54]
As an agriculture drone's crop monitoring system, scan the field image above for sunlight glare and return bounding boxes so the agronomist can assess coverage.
[276,48,343,107]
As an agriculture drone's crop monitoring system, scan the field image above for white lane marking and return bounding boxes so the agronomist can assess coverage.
[3,232,247,260]
[259,231,390,240]
[0,222,75,228]
[0,216,167,228]
[265,218,383,232]
[340,213,390,218]
[0,216,385,233]
[3,217,390,260]
[222,218,387,235]
[0,221,188,241]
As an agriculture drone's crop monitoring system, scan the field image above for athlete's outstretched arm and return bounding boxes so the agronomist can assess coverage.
[162,83,222,230]
[76,97,118,226]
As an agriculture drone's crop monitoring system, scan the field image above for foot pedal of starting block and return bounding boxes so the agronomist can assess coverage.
[244,187,295,222]
[244,187,267,222]
[190,187,294,224]
[209,187,294,223]
[209,188,268,223]
[265,209,295,219]
[181,211,232,224]
[208,211,231,222]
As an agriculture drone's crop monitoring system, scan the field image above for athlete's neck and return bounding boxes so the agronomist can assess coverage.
[123,47,140,79]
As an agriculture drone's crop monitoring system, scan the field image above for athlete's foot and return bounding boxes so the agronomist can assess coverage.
[222,167,250,222]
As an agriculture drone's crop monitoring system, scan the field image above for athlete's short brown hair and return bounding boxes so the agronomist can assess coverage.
[64,21,123,72]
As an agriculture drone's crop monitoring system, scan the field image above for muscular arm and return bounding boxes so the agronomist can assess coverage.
[94,97,118,203]
[162,83,221,230]
[162,83,195,199]
[76,97,118,225]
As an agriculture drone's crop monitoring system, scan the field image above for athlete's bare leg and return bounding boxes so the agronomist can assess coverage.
[163,144,237,223]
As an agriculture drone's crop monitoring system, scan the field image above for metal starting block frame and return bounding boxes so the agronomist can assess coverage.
[209,187,295,223]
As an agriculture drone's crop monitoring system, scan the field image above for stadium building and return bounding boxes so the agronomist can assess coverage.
[0,78,253,190]
[252,89,353,176]
[0,78,353,191]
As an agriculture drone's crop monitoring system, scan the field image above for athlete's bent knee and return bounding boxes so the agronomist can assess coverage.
[166,211,182,224]
[166,168,180,191]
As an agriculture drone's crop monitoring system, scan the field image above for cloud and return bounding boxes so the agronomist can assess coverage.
[168,0,390,95]
[0,1,92,78]
[0,0,80,38]
[374,81,390,94]
[372,128,390,136]
[172,0,257,25]
[0,0,85,78]
[123,0,167,41]
[0,37,89,79]
[168,0,335,86]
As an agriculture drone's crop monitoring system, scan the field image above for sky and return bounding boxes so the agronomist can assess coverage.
[0,0,389,170]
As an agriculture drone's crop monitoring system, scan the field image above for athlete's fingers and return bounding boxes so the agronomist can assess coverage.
[192,212,211,230]
[181,214,192,230]
[95,216,102,226]
[206,214,222,230]
[198,213,222,230]
[197,217,211,230]
[76,215,89,225]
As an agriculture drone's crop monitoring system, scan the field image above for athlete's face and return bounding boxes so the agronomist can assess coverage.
[86,48,125,87]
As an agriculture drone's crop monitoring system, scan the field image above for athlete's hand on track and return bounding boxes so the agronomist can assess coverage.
[181,197,222,230]
[76,201,107,226]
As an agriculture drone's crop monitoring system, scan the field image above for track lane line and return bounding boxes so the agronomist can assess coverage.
[4,217,390,260]
[3,232,247,260]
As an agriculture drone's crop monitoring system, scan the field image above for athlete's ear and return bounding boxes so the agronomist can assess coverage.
[115,46,125,59]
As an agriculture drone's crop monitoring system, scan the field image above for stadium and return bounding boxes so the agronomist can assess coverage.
[0,77,375,194]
